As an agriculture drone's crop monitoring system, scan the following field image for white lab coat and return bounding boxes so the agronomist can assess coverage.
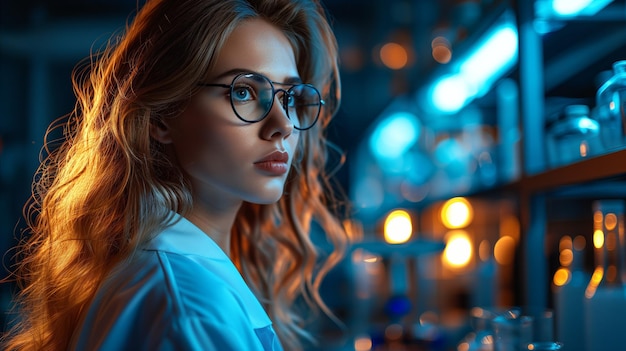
[71,213,283,351]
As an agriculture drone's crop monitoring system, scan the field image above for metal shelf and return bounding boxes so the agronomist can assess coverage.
[516,149,626,194]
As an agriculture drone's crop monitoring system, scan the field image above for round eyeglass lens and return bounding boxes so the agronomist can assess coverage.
[230,73,321,130]
[230,73,272,123]
[288,84,322,130]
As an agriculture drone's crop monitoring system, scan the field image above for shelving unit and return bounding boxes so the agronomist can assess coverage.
[348,0,626,317]
[513,0,626,327]
[515,149,626,193]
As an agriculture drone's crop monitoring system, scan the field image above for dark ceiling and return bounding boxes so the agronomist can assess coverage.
[0,0,506,131]
[1,0,626,192]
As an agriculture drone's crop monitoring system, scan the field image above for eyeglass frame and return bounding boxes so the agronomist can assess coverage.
[198,72,325,131]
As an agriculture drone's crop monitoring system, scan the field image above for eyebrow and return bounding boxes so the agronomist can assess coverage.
[210,68,303,85]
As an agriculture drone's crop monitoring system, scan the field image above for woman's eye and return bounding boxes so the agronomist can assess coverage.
[232,86,255,102]
[286,94,296,107]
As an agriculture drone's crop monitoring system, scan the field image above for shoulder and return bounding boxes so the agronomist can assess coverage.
[73,251,263,350]
[107,250,248,320]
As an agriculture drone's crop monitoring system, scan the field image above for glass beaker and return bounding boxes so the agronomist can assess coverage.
[493,310,533,351]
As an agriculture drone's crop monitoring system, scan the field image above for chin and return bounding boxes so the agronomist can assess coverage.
[257,194,284,205]
[246,189,285,205]
[246,181,288,204]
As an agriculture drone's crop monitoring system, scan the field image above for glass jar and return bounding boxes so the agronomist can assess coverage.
[595,60,626,151]
[546,104,601,168]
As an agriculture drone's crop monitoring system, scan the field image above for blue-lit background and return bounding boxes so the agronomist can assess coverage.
[2,0,626,350]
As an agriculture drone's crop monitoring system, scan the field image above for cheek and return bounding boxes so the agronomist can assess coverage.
[170,106,230,156]
[290,132,300,149]
[293,131,304,154]
[285,133,298,161]
[166,119,220,171]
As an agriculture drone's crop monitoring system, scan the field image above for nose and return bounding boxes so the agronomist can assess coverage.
[260,92,295,140]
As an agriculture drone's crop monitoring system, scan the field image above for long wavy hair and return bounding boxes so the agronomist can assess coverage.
[2,0,354,349]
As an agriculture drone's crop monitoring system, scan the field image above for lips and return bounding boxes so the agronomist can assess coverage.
[254,150,290,175]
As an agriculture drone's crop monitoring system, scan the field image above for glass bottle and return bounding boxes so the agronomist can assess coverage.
[552,235,589,351]
[595,60,626,151]
[546,104,601,168]
[584,200,626,350]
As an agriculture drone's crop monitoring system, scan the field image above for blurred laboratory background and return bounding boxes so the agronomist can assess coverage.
[2,0,626,350]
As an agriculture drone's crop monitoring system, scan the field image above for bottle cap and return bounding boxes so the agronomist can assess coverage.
[613,60,626,73]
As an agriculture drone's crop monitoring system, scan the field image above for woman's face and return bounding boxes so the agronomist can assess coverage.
[160,18,301,206]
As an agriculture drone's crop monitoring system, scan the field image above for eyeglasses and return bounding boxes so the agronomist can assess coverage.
[199,72,324,130]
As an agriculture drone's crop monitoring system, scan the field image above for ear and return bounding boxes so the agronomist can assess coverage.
[150,119,174,144]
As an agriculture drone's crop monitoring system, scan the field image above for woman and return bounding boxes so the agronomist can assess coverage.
[2,0,354,349]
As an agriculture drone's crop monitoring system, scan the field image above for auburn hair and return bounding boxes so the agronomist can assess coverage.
[2,0,355,350]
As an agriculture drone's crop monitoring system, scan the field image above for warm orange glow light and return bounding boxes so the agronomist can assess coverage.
[431,36,450,48]
[431,36,452,64]
[594,210,603,226]
[379,42,408,70]
[606,232,617,251]
[432,45,452,64]
[593,229,604,249]
[494,236,516,265]
[579,140,589,157]
[585,266,604,299]
[441,197,473,229]
[605,213,617,230]
[553,267,570,287]
[559,248,573,267]
[384,209,413,244]
[354,335,373,351]
[559,235,573,251]
[442,230,472,269]
[573,235,586,250]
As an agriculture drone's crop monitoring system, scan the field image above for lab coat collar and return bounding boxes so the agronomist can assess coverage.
[145,212,230,260]
[143,212,274,329]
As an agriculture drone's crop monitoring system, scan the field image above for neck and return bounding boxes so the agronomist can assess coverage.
[185,198,241,255]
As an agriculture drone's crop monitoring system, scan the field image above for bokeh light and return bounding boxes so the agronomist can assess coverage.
[442,230,473,269]
[384,209,413,244]
[354,335,373,351]
[559,249,573,267]
[431,36,452,64]
[441,197,474,229]
[494,235,516,265]
[380,42,408,70]
[593,229,604,249]
[553,267,570,287]
[559,235,573,251]
[573,235,586,250]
